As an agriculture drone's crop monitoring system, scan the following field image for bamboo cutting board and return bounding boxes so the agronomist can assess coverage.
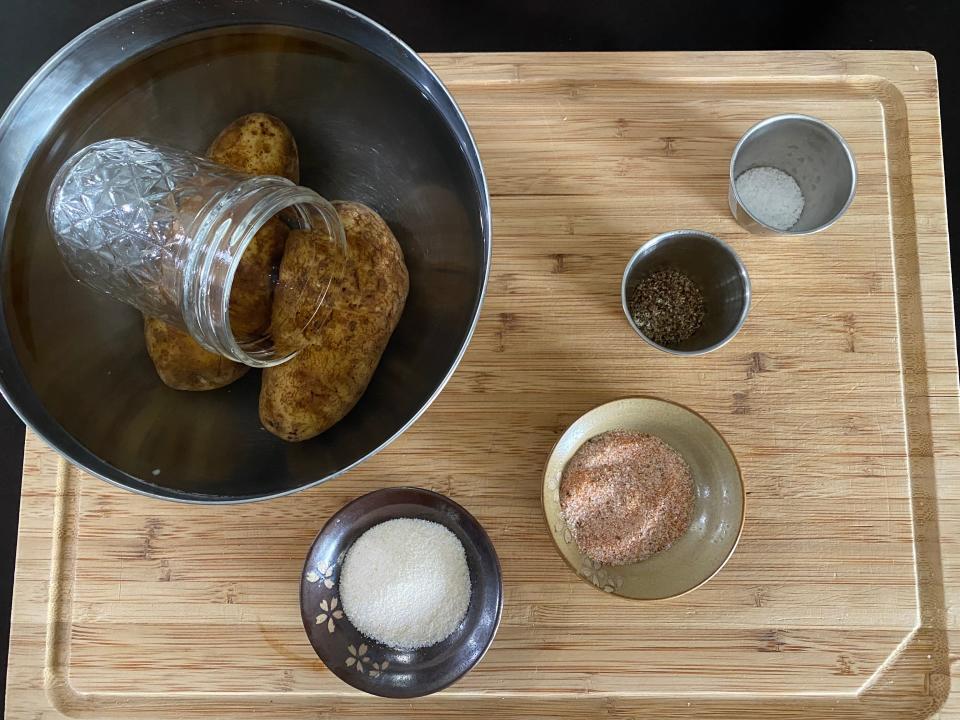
[6,51,960,719]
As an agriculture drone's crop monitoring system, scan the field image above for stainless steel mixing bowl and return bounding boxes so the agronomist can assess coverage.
[0,0,491,501]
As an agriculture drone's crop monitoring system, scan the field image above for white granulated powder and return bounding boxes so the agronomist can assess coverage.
[340,518,471,650]
[735,166,805,231]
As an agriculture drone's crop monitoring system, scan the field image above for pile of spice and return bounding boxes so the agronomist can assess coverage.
[628,267,705,346]
[339,518,471,650]
[559,430,694,566]
[735,166,805,231]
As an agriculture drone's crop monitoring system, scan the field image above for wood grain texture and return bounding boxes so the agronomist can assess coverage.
[4,51,958,719]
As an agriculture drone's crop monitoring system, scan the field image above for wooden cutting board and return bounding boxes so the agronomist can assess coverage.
[6,51,960,719]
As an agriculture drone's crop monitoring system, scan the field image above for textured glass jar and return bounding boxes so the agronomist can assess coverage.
[47,138,346,366]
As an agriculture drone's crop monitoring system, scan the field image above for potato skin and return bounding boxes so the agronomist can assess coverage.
[207,113,300,183]
[228,215,290,340]
[144,317,248,391]
[144,113,298,390]
[266,223,340,355]
[259,202,409,441]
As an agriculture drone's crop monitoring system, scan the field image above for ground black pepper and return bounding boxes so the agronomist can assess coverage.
[628,267,705,346]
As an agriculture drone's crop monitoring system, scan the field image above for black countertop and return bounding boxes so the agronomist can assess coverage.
[2,0,958,709]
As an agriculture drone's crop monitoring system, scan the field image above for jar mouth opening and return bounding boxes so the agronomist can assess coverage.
[187,181,348,368]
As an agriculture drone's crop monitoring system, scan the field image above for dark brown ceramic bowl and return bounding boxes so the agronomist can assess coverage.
[299,487,502,698]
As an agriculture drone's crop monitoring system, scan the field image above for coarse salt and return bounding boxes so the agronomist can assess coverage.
[340,518,471,650]
[735,166,805,231]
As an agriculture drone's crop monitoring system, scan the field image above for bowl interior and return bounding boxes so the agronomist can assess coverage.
[300,488,502,698]
[543,397,744,600]
[622,231,750,355]
[1,21,488,500]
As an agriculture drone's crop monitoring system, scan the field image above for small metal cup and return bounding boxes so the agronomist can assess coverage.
[621,230,751,356]
[729,114,857,235]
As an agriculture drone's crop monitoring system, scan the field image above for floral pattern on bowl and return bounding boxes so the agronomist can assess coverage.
[314,596,343,633]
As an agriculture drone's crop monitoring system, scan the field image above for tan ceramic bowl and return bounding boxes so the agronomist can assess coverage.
[542,397,744,600]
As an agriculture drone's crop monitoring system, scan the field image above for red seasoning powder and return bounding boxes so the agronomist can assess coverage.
[559,430,694,566]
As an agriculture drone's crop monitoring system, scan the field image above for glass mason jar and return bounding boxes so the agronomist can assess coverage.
[47,138,347,367]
